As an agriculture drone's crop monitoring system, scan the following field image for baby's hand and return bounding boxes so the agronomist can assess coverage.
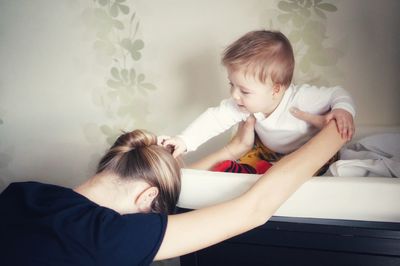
[328,109,355,141]
[157,135,171,146]
[158,136,187,158]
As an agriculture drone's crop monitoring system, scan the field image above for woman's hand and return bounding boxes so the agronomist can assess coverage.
[225,115,256,160]
[188,115,256,170]
[290,107,355,141]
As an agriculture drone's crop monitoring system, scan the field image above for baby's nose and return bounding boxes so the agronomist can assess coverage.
[231,87,240,100]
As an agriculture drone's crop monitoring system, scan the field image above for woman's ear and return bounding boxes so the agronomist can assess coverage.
[136,186,159,213]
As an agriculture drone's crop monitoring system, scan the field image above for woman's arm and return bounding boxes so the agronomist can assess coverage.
[188,115,256,170]
[155,121,345,260]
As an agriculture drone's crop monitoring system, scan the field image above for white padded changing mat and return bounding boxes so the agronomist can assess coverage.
[177,168,400,223]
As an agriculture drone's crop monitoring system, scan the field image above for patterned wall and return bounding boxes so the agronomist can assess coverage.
[81,0,346,148]
[0,1,399,265]
[81,0,157,146]
[0,0,399,191]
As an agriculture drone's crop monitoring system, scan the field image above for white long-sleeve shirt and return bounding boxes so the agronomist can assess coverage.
[178,84,356,154]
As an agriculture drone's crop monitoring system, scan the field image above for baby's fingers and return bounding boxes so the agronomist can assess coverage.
[339,120,353,141]
[345,123,355,141]
[157,135,170,146]
[342,126,349,141]
[335,118,346,139]
[348,126,356,141]
[163,138,176,148]
[172,146,185,158]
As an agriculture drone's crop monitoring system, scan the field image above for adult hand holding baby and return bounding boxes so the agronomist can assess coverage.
[225,115,256,160]
[290,107,355,141]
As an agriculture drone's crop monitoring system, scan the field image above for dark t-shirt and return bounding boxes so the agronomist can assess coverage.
[0,181,167,266]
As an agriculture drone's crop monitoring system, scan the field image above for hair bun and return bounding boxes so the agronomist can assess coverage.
[112,129,157,154]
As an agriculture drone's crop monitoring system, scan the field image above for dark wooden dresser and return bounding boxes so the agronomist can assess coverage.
[178,210,400,266]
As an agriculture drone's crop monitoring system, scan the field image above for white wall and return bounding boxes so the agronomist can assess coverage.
[0,0,399,190]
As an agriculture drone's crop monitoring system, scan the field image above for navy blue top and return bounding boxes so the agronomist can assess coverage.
[0,182,167,266]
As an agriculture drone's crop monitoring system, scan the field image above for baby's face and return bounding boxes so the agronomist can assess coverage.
[227,68,281,115]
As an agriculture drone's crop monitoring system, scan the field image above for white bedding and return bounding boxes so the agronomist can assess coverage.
[327,133,400,177]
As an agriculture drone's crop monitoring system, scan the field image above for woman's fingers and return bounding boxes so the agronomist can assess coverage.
[227,115,256,159]
[290,107,326,129]
[290,107,355,142]
[243,115,256,134]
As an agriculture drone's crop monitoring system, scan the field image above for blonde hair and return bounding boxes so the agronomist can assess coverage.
[222,30,295,88]
[96,130,181,214]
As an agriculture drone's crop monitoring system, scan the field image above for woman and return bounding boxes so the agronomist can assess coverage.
[0,117,344,265]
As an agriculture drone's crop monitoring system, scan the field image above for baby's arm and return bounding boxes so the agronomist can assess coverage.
[189,115,256,170]
[161,98,246,157]
[295,85,356,141]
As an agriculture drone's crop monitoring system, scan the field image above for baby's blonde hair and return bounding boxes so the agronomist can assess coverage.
[222,30,295,88]
[96,130,181,214]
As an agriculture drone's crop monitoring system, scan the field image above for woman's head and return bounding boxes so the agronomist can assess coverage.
[96,130,181,214]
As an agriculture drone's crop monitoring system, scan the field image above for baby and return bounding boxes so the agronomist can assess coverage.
[161,30,355,173]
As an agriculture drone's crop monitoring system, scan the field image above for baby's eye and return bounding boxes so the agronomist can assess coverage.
[241,90,250,95]
[228,82,234,93]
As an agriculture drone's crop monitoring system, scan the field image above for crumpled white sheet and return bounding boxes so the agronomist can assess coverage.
[327,133,400,177]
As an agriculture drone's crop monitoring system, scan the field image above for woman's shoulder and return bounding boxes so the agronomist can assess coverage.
[2,181,56,195]
[3,181,70,195]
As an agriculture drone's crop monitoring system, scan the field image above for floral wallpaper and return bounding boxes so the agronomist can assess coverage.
[270,0,345,86]
[81,0,157,145]
[80,0,345,147]
[0,0,398,194]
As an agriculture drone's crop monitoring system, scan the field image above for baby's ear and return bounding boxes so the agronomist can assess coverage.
[272,83,283,94]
